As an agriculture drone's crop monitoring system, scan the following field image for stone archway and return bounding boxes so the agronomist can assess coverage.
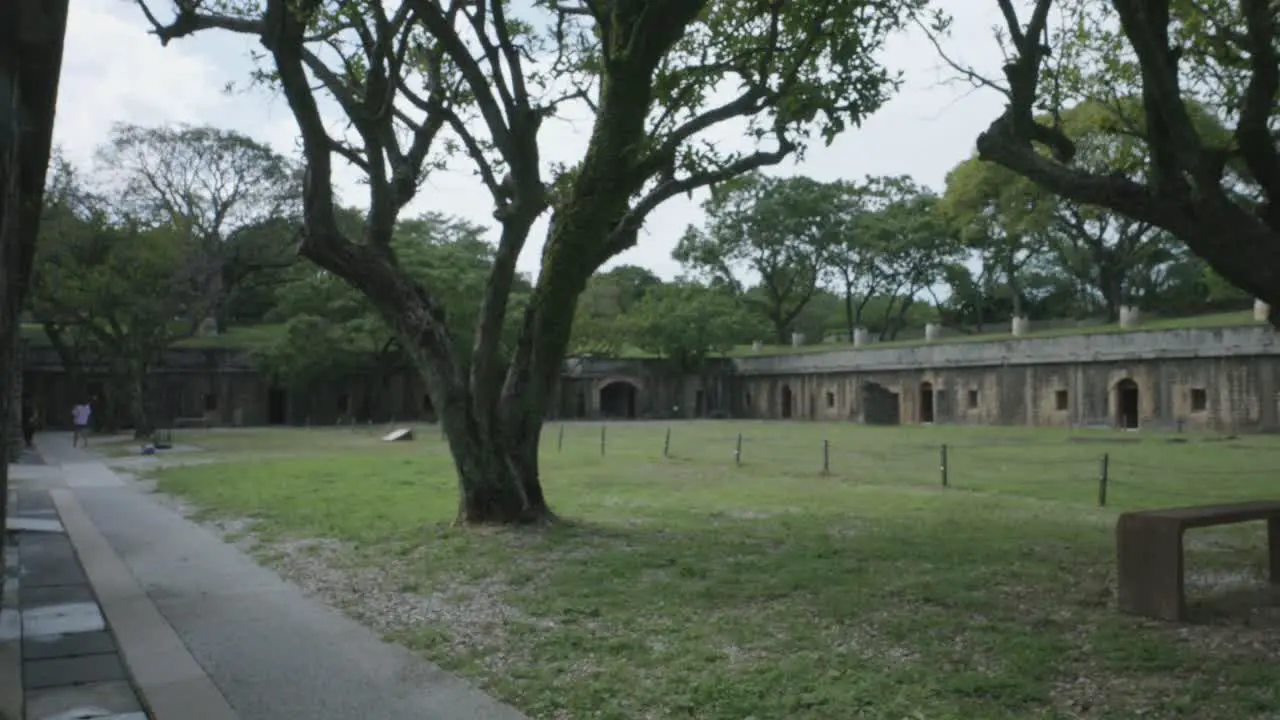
[919,381,935,424]
[599,380,638,419]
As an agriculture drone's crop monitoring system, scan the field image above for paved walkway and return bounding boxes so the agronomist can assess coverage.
[5,433,526,720]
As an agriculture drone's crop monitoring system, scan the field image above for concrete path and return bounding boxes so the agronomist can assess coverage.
[16,433,527,720]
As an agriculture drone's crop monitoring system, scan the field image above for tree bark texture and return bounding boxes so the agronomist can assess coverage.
[0,0,71,606]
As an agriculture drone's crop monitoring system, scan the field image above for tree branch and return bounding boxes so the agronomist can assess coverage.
[1234,0,1280,223]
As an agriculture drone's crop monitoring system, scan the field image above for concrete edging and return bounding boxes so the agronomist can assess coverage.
[50,488,239,720]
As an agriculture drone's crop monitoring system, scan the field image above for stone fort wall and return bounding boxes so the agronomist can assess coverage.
[21,324,1280,433]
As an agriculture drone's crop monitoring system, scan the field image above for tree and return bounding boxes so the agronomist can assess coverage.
[625,281,761,371]
[570,265,663,357]
[935,0,1280,326]
[96,123,302,330]
[940,157,1050,321]
[675,173,846,344]
[30,185,209,437]
[136,0,923,524]
[830,176,954,340]
[260,212,527,404]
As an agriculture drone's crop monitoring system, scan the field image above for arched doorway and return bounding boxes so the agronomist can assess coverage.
[861,382,900,425]
[919,381,935,424]
[599,381,638,418]
[780,384,793,419]
[268,387,288,425]
[1115,379,1140,429]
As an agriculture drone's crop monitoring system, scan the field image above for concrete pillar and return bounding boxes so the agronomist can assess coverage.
[790,332,805,347]
[1011,316,1030,337]
[924,322,941,342]
[852,327,869,347]
[751,340,763,353]
[1120,305,1141,329]
[1255,299,1270,322]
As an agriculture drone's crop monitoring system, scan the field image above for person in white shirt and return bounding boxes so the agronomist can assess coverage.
[71,399,92,448]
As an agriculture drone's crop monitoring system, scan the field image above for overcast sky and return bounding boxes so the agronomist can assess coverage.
[55,0,1010,280]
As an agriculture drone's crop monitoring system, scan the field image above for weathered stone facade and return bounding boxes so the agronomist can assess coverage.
[730,325,1280,432]
[21,325,1280,434]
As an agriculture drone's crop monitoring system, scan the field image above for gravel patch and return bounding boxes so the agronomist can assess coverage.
[155,495,543,664]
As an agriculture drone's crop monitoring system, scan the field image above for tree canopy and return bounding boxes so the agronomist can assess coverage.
[935,0,1280,325]
[134,0,926,524]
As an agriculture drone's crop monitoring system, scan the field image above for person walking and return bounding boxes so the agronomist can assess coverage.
[71,398,92,448]
[21,395,36,448]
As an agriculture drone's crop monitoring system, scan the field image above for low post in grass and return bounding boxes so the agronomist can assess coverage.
[940,444,949,487]
[557,423,565,451]
[822,439,830,475]
[735,433,742,466]
[663,427,671,458]
[1098,453,1110,507]
[600,424,606,456]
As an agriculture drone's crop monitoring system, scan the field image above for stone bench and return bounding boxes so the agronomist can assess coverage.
[1116,500,1280,621]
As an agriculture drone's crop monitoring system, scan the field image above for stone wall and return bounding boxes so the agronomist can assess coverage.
[8,336,23,460]
[732,354,1280,432]
[18,325,1280,433]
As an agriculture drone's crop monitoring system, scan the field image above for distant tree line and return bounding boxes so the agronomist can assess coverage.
[27,113,1256,436]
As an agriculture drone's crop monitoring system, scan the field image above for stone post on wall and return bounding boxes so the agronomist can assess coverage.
[1011,316,1030,337]
[852,327,869,347]
[790,332,805,347]
[1119,305,1141,329]
[1254,299,1270,322]
[924,322,940,342]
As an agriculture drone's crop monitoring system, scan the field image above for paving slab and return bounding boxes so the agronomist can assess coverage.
[0,608,18,641]
[25,680,144,720]
[24,653,127,689]
[0,634,20,720]
[24,630,117,660]
[22,585,96,610]
[17,491,57,512]
[22,602,106,637]
[6,515,65,532]
[8,465,63,483]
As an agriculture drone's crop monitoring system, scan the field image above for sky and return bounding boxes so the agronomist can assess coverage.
[54,0,1011,281]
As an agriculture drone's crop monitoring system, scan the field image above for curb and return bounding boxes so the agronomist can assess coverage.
[51,489,239,720]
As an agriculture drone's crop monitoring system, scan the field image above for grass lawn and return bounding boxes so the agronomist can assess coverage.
[148,422,1280,719]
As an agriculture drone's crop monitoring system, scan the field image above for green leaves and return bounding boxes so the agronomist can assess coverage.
[623,281,762,371]
[257,210,531,385]
[31,190,208,360]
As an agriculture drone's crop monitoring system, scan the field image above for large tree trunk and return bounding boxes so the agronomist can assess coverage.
[128,363,155,439]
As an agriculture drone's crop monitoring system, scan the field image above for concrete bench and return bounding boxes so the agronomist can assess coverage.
[1116,500,1280,621]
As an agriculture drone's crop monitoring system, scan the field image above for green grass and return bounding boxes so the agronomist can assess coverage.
[19,322,288,352]
[150,422,1280,720]
[171,323,287,351]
